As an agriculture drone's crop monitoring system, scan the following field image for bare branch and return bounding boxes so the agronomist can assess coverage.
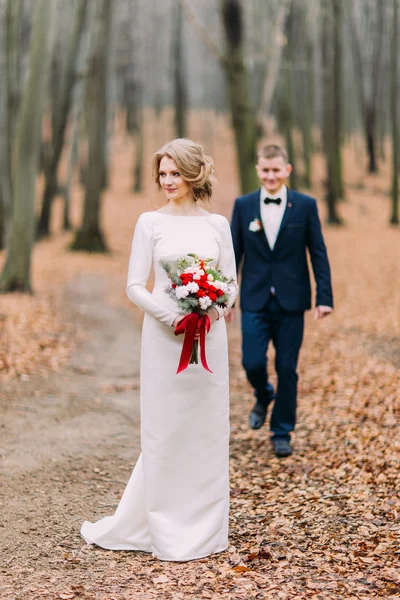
[257,0,291,129]
[178,0,225,66]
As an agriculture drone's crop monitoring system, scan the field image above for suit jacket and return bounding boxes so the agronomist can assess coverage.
[231,188,333,313]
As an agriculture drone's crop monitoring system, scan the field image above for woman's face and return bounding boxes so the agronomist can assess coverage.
[159,156,191,203]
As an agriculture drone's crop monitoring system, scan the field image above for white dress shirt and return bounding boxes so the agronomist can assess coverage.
[260,185,287,250]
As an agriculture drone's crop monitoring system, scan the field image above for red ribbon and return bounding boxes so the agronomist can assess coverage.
[174,312,212,374]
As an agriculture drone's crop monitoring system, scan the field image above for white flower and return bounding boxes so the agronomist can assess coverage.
[207,274,214,282]
[176,286,190,299]
[212,280,221,289]
[199,296,212,310]
[197,269,205,276]
[193,273,201,280]
[185,282,199,294]
[249,218,262,232]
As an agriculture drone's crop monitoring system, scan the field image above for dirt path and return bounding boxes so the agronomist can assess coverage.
[0,274,145,599]
[1,273,399,600]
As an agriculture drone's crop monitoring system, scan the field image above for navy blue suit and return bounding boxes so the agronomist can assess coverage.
[231,188,333,440]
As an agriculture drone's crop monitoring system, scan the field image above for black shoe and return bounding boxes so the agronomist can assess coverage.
[249,384,275,430]
[272,438,293,457]
[249,403,268,429]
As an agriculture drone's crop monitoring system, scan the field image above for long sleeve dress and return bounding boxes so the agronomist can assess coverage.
[81,211,238,562]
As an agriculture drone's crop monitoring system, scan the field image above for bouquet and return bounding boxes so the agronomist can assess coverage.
[161,254,234,374]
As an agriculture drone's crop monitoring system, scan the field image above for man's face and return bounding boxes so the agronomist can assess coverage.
[255,156,292,195]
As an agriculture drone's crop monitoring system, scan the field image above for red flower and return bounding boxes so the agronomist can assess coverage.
[209,292,217,302]
[217,289,224,297]
[196,290,206,298]
[172,283,176,288]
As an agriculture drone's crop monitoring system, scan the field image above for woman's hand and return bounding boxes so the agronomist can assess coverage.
[172,315,182,329]
[173,309,218,338]
[194,307,218,339]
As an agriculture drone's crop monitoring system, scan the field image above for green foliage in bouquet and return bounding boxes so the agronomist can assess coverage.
[160,260,182,286]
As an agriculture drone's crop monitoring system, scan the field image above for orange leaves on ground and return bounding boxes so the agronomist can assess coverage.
[0,292,76,382]
[1,125,400,599]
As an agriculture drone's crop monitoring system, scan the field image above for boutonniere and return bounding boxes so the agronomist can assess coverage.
[249,217,263,233]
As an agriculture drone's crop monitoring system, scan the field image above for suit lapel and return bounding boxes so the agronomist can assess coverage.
[274,188,294,249]
[252,190,272,254]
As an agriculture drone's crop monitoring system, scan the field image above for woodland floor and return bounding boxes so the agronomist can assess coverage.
[0,120,399,599]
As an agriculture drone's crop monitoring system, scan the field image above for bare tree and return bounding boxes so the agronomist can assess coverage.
[173,0,187,138]
[321,0,343,224]
[256,1,290,136]
[390,0,399,225]
[179,0,258,193]
[348,0,385,173]
[276,1,299,189]
[220,0,259,193]
[37,0,88,239]
[298,3,314,188]
[0,0,57,292]
[0,0,23,249]
[70,0,113,252]
[62,2,95,230]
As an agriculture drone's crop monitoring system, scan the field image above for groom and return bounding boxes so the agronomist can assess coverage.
[227,144,333,457]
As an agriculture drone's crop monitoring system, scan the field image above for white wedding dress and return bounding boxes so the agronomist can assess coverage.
[81,211,238,561]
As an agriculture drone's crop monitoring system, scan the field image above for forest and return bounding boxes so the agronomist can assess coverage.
[0,1,399,599]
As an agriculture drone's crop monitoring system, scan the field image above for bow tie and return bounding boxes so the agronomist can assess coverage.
[264,197,282,205]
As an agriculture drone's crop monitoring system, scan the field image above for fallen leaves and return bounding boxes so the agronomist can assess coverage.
[1,128,400,600]
[232,565,251,574]
[152,574,169,584]
[0,292,76,382]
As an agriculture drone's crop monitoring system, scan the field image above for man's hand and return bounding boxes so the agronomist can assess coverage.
[224,307,236,324]
[314,305,333,320]
[207,307,219,328]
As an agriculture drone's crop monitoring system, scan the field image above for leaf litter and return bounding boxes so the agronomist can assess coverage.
[0,128,399,599]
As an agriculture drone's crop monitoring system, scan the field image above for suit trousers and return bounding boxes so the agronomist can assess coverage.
[241,296,304,440]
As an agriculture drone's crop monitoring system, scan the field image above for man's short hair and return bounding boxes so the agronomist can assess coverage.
[257,144,289,163]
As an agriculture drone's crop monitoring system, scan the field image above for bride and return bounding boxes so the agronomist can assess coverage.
[81,138,238,562]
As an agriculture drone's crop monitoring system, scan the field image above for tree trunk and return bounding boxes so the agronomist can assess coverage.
[301,37,313,188]
[256,1,290,136]
[63,1,95,231]
[321,0,342,224]
[220,0,258,193]
[129,0,144,193]
[276,3,298,189]
[0,3,10,249]
[332,0,344,199]
[173,0,187,138]
[37,0,88,239]
[0,0,57,292]
[70,0,112,253]
[62,115,80,231]
[365,109,377,174]
[0,0,22,250]
[347,1,383,173]
[390,0,399,225]
[133,110,144,193]
[277,71,297,190]
[6,0,22,182]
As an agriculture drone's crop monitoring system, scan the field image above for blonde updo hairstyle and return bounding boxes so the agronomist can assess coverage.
[153,138,215,203]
